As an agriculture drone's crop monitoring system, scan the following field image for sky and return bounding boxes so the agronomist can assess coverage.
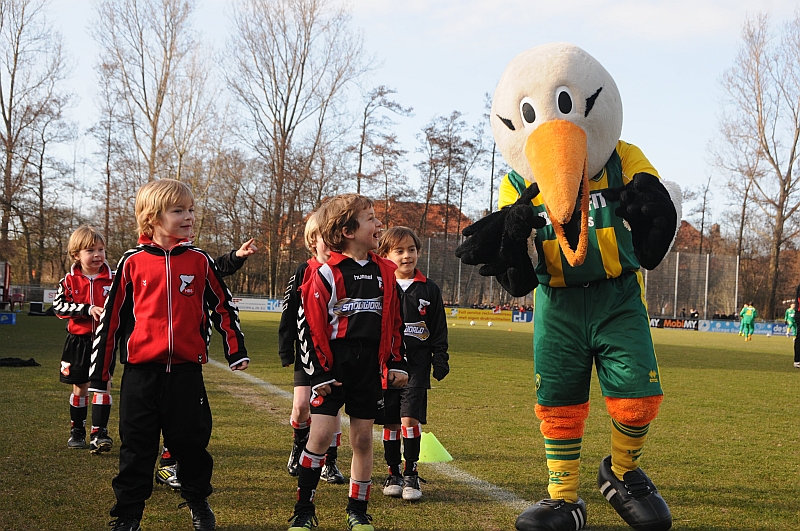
[49,0,799,218]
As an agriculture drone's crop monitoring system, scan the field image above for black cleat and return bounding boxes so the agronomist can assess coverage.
[179,499,216,531]
[287,435,308,476]
[321,458,346,484]
[109,515,142,531]
[597,455,671,531]
[287,509,318,530]
[515,498,586,531]
[68,427,86,449]
[90,427,113,454]
[382,474,403,497]
[402,474,425,501]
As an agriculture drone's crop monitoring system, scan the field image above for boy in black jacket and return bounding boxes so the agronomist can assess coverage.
[377,226,449,501]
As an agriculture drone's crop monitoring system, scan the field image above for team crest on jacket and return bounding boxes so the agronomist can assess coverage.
[404,321,430,341]
[418,298,430,315]
[179,274,195,296]
[103,286,111,297]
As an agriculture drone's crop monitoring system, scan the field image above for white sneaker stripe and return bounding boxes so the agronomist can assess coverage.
[605,487,617,501]
[572,510,580,529]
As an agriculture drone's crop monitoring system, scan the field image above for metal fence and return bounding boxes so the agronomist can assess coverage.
[424,236,739,318]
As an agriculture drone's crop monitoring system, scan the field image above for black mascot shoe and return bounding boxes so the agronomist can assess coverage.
[515,498,586,531]
[597,455,671,531]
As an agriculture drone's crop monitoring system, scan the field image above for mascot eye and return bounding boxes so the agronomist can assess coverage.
[556,86,574,115]
[519,97,537,125]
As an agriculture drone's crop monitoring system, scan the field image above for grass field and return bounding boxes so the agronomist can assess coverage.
[1,311,799,530]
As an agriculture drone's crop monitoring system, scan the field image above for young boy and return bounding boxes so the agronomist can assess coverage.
[376,227,449,501]
[90,179,249,531]
[278,212,345,484]
[53,225,114,453]
[287,194,408,531]
[156,237,259,490]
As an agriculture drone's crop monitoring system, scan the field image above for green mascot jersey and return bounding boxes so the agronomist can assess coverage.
[500,141,659,287]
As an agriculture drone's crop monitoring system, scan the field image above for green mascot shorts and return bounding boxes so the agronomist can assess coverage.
[533,271,664,407]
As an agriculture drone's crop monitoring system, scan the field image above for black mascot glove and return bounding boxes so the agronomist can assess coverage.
[456,183,545,297]
[432,361,449,381]
[602,172,677,270]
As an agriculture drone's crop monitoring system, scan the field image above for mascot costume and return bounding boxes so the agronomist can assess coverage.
[456,43,681,531]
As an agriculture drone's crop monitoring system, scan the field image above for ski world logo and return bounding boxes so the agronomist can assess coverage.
[179,274,195,296]
[332,297,383,316]
[418,298,430,315]
[404,321,430,341]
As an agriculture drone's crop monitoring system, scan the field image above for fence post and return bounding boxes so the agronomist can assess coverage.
[456,235,463,304]
[734,254,739,314]
[426,237,431,278]
[673,251,680,318]
[703,253,709,319]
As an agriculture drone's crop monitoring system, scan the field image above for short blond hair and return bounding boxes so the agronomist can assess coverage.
[377,226,422,257]
[303,211,321,254]
[135,179,194,237]
[68,225,105,262]
[317,194,374,252]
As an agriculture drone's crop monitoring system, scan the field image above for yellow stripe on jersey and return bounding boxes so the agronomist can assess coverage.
[595,227,622,278]
[541,239,566,287]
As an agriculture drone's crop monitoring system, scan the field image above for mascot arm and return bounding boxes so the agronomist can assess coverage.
[602,173,678,270]
[456,182,545,297]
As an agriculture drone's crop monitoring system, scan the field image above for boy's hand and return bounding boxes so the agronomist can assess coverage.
[235,238,258,258]
[314,380,342,397]
[387,371,408,388]
[89,305,104,321]
[231,360,249,371]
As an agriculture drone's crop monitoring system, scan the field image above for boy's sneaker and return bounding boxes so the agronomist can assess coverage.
[597,455,671,531]
[345,510,374,531]
[793,362,800,368]
[108,515,142,531]
[156,464,181,490]
[179,499,216,531]
[67,427,86,449]
[402,474,425,501]
[89,427,113,454]
[287,435,308,476]
[287,509,318,530]
[320,458,346,484]
[382,474,403,497]
[515,498,586,531]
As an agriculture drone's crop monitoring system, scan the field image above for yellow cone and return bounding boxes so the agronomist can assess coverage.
[417,432,453,463]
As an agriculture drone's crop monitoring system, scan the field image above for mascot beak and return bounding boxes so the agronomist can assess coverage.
[524,120,586,223]
[523,119,590,266]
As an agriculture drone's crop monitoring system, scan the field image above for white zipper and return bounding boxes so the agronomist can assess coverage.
[166,251,174,372]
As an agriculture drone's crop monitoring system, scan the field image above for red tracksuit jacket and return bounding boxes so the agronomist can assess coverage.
[89,235,247,388]
[53,262,114,336]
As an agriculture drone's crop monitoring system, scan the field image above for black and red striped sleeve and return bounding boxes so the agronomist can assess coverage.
[202,251,248,367]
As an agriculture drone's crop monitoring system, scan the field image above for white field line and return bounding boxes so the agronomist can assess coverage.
[208,358,533,512]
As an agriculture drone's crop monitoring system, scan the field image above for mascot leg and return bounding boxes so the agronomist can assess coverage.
[598,396,671,531]
[514,403,589,531]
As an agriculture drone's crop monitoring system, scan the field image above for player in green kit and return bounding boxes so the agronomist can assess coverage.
[785,303,796,337]
[740,303,757,341]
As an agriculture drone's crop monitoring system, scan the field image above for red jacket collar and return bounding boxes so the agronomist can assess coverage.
[137,233,191,251]
[69,261,113,279]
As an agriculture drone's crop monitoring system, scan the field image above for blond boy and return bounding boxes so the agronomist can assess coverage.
[90,179,248,531]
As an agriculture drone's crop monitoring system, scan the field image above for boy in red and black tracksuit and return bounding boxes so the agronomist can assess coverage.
[90,179,248,531]
[287,194,407,531]
[54,225,114,452]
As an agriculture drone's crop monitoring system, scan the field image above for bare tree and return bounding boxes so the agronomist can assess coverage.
[225,0,367,296]
[92,0,196,182]
[0,0,69,261]
[720,12,800,317]
[351,85,412,194]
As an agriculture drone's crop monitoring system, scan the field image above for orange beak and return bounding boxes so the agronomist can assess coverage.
[524,120,589,266]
